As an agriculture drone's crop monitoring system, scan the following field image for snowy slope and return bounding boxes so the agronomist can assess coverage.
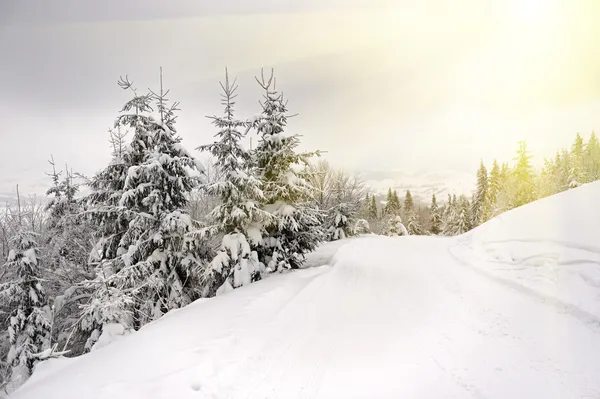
[12,183,600,399]
[451,181,600,320]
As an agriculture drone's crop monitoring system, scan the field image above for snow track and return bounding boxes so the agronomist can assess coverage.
[14,233,600,399]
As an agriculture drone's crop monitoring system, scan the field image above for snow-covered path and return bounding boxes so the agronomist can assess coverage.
[14,235,600,399]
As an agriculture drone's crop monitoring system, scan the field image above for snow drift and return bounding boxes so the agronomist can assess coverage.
[451,181,600,320]
[11,182,600,399]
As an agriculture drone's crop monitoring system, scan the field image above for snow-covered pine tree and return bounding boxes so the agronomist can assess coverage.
[327,202,354,241]
[403,190,414,215]
[569,133,585,187]
[429,193,441,235]
[454,195,472,235]
[42,158,95,352]
[392,190,401,213]
[487,160,500,216]
[197,68,271,295]
[537,156,556,198]
[585,131,600,182]
[385,215,408,237]
[251,69,323,271]
[406,211,424,235]
[77,125,134,352]
[382,189,393,217]
[510,141,536,208]
[441,194,459,236]
[470,161,489,227]
[555,150,572,192]
[80,72,209,349]
[354,218,370,235]
[368,194,378,220]
[0,231,51,391]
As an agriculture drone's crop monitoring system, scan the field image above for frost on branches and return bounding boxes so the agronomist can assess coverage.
[251,69,323,271]
[197,69,271,296]
[80,73,209,349]
[0,231,51,391]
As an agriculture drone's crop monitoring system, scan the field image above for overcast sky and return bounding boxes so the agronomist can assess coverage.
[1,0,600,200]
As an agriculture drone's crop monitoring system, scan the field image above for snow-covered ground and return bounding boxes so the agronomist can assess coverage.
[11,183,600,399]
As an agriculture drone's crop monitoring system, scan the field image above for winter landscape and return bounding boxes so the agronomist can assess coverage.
[2,1,600,398]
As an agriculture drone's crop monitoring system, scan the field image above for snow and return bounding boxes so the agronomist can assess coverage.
[12,182,600,398]
[91,323,132,352]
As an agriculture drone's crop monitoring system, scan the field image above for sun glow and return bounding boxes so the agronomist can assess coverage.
[511,0,559,23]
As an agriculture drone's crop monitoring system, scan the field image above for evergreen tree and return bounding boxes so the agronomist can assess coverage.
[569,133,585,187]
[383,188,393,217]
[392,190,401,213]
[383,188,400,217]
[80,72,208,348]
[251,69,323,271]
[197,69,271,295]
[487,160,501,217]
[406,211,424,235]
[403,190,414,215]
[471,161,489,227]
[454,195,472,235]
[429,193,441,235]
[441,194,458,236]
[354,219,370,235]
[368,194,378,220]
[510,141,536,208]
[384,215,408,236]
[557,150,573,192]
[537,157,554,198]
[327,202,354,241]
[1,231,51,390]
[42,158,95,353]
[585,131,600,181]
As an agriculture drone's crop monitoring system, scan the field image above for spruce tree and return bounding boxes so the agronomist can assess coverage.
[585,131,600,181]
[197,69,271,295]
[557,149,572,192]
[327,202,354,241]
[510,141,536,208]
[42,158,95,354]
[385,215,408,236]
[80,72,208,348]
[251,69,323,271]
[538,157,556,198]
[569,133,585,187]
[406,211,424,235]
[471,161,489,227]
[383,188,393,217]
[353,218,370,235]
[383,188,400,217]
[368,194,378,220]
[487,160,501,217]
[440,194,454,236]
[403,190,414,215]
[455,195,472,235]
[429,193,441,235]
[1,231,51,390]
[392,190,401,214]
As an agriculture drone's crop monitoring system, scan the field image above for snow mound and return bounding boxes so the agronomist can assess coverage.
[452,181,600,319]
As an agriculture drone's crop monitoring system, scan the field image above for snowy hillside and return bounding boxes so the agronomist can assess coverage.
[11,182,600,399]
[451,181,600,320]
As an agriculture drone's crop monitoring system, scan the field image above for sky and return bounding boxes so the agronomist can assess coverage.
[1,0,600,201]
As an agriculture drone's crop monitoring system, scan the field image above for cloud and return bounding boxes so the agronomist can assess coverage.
[1,1,600,199]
